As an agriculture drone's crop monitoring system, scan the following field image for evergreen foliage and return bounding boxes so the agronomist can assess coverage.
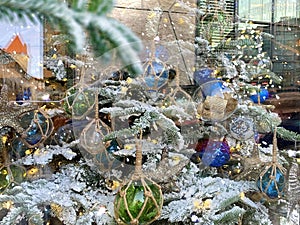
[0,1,299,225]
[0,0,143,75]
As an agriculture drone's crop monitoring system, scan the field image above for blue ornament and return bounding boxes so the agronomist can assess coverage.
[257,165,285,198]
[250,88,269,103]
[193,68,215,85]
[196,138,231,167]
[53,123,75,145]
[106,139,121,153]
[11,138,28,158]
[23,88,31,100]
[19,111,52,147]
[144,61,169,91]
[25,124,42,145]
[200,80,228,98]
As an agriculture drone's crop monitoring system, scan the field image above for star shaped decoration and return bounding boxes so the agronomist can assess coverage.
[0,84,36,134]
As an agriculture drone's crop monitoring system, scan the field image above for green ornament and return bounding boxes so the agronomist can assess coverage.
[64,78,96,119]
[0,165,26,192]
[0,167,10,192]
[114,139,163,225]
[114,177,163,225]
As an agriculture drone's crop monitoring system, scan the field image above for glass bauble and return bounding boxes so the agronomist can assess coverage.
[229,116,255,140]
[11,137,29,158]
[143,61,169,91]
[79,119,109,154]
[249,88,269,103]
[195,138,231,167]
[65,88,95,119]
[193,68,215,86]
[193,80,238,122]
[19,110,53,147]
[114,178,163,225]
[0,165,26,193]
[257,166,285,199]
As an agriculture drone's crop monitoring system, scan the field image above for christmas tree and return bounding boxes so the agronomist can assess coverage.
[0,1,300,225]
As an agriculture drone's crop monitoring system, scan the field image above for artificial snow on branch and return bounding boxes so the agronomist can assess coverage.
[101,100,184,149]
[0,163,116,225]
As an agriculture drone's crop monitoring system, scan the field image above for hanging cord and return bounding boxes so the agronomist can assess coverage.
[133,130,144,178]
[94,90,99,120]
[272,127,278,164]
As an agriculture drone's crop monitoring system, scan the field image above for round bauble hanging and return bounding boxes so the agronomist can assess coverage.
[229,116,255,141]
[0,165,26,193]
[143,60,169,92]
[51,123,75,146]
[11,137,31,159]
[257,165,285,199]
[195,138,231,167]
[114,138,163,225]
[193,68,215,86]
[257,127,285,199]
[249,88,269,104]
[114,177,163,225]
[161,69,196,116]
[193,80,238,122]
[65,87,96,119]
[79,118,110,155]
[19,109,53,148]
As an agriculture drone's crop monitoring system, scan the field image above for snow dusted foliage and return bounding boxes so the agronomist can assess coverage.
[0,163,117,225]
[19,141,78,166]
[159,163,273,225]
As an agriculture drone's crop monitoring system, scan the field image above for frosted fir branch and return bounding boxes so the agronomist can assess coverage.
[0,207,24,225]
[1,164,116,225]
[19,141,78,166]
[250,71,282,84]
[44,54,87,80]
[100,105,143,118]
[102,127,137,141]
[160,105,194,122]
[160,163,264,224]
[0,199,44,224]
[277,127,300,142]
[44,57,67,80]
[2,186,23,196]
[23,205,44,225]
[210,206,245,225]
[101,100,184,149]
[212,193,242,212]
